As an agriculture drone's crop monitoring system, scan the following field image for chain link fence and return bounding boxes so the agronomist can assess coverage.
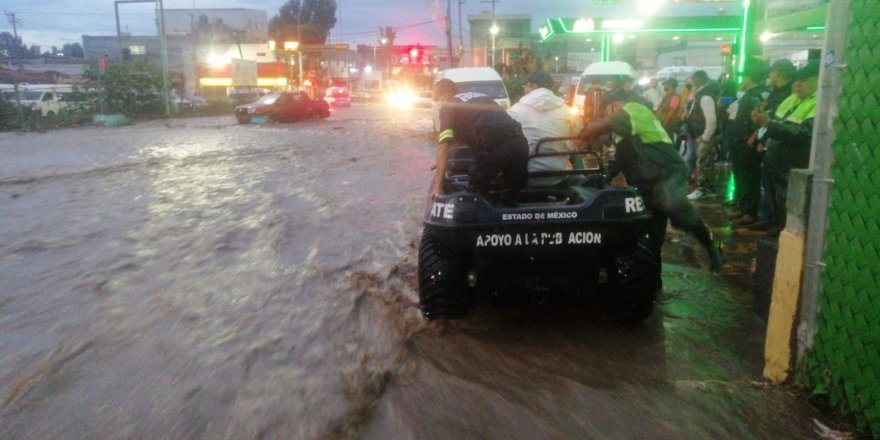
[805,0,880,436]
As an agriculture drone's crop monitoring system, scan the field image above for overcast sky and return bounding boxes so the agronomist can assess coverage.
[1,0,735,50]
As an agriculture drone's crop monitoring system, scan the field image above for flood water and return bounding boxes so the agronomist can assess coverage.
[1,107,822,439]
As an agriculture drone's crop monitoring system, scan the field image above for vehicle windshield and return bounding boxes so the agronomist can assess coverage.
[577,75,630,94]
[253,93,280,105]
[22,90,44,100]
[456,81,508,100]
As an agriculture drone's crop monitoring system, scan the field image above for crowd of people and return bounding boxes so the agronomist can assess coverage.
[431,59,819,273]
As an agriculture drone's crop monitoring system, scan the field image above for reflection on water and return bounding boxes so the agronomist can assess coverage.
[0,113,820,439]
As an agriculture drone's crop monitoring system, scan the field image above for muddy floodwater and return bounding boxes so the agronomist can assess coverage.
[1,107,823,439]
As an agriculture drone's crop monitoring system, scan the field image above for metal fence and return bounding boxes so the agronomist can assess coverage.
[805,0,880,436]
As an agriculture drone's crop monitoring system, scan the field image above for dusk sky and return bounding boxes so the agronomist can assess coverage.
[1,0,590,50]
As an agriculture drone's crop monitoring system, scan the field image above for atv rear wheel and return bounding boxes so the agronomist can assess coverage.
[418,228,471,320]
[606,235,660,323]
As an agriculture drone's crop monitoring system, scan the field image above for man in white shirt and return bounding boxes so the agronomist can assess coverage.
[508,71,583,186]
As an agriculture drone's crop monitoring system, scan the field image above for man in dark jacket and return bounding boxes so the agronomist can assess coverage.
[581,94,725,273]
[432,79,529,206]
[729,67,768,226]
[745,58,797,232]
[684,70,721,200]
[751,61,818,232]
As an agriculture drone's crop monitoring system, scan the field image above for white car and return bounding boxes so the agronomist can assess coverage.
[572,61,637,115]
[431,67,511,131]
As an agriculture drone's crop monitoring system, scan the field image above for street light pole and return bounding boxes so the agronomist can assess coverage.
[489,23,499,68]
[555,56,559,74]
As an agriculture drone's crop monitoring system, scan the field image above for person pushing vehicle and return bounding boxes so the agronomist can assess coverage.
[580,92,725,273]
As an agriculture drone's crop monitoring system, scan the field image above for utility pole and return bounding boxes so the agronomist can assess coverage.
[480,0,498,15]
[458,0,465,67]
[156,0,171,117]
[446,0,454,68]
[5,11,24,129]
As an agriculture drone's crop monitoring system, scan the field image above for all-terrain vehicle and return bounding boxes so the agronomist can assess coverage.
[418,137,661,322]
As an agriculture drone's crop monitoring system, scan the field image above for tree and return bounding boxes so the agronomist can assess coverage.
[102,60,164,116]
[62,43,84,58]
[0,32,26,58]
[378,26,396,47]
[269,0,338,44]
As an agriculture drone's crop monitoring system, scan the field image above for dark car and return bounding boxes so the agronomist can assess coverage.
[235,91,331,124]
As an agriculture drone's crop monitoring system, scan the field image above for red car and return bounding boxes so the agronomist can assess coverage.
[235,91,330,124]
[324,86,352,107]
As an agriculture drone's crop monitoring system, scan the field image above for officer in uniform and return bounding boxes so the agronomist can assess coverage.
[432,79,529,206]
[581,93,725,272]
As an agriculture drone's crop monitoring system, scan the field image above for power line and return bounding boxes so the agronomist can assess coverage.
[332,20,435,38]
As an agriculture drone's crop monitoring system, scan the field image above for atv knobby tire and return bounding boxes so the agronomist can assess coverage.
[606,235,660,323]
[418,228,471,320]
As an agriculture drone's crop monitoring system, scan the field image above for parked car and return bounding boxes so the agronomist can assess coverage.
[351,91,373,103]
[324,87,352,107]
[235,91,330,124]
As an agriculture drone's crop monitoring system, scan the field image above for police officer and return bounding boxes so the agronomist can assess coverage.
[581,93,725,272]
[751,61,819,232]
[432,79,529,206]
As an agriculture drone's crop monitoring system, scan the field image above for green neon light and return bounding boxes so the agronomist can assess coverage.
[738,0,750,76]
[556,27,739,34]
[726,172,736,202]
[601,34,610,61]
[806,26,826,30]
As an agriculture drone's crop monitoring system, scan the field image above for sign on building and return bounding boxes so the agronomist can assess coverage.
[231,59,258,87]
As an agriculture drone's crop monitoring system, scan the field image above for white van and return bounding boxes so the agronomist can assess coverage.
[432,67,510,130]
[572,61,636,115]
[16,84,75,117]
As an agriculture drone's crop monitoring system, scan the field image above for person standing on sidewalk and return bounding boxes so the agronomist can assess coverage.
[745,58,796,233]
[750,61,818,233]
[729,67,769,226]
[656,78,683,141]
[684,70,721,200]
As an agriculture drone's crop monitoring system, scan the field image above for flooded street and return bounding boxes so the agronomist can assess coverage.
[1,106,822,439]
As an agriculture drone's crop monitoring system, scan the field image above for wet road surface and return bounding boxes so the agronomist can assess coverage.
[1,105,823,439]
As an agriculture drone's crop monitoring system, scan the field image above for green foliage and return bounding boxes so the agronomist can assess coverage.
[269,0,338,44]
[102,60,164,117]
[61,42,84,58]
[504,76,524,103]
[0,96,18,131]
[0,31,26,58]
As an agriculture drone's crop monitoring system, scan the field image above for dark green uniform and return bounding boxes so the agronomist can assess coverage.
[582,102,723,271]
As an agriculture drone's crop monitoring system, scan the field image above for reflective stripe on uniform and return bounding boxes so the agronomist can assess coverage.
[439,129,454,143]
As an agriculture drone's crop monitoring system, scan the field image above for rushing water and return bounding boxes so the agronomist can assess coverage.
[0,108,821,439]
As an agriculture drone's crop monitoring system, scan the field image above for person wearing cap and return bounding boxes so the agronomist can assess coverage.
[432,78,529,206]
[766,58,797,114]
[728,66,769,227]
[750,61,819,233]
[508,71,583,186]
[580,95,725,273]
